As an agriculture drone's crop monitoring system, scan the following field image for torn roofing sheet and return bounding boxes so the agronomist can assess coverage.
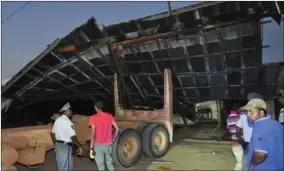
[2,1,284,108]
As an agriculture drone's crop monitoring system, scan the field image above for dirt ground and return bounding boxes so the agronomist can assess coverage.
[16,126,236,170]
[148,140,235,170]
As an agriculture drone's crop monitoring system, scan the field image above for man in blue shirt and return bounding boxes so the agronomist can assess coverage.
[236,93,263,170]
[240,98,283,170]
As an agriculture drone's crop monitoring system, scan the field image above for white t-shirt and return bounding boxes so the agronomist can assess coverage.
[52,115,76,143]
[236,113,253,143]
[279,107,284,123]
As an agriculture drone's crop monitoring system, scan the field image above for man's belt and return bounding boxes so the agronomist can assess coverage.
[56,140,73,146]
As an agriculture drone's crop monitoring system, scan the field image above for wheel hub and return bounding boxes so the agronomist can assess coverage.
[123,137,137,159]
[154,131,166,152]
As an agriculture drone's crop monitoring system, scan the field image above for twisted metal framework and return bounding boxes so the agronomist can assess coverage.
[2,2,284,109]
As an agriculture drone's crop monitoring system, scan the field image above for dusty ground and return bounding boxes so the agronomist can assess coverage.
[148,140,235,170]
[16,126,235,170]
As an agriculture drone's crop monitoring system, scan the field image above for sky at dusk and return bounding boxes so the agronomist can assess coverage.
[1,1,283,80]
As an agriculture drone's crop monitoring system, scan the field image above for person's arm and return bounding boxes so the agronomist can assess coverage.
[88,117,95,149]
[90,125,95,149]
[226,117,231,133]
[71,136,82,149]
[250,129,268,168]
[51,133,56,145]
[236,116,245,146]
[51,122,57,145]
[251,151,267,166]
[67,124,82,149]
[112,117,119,141]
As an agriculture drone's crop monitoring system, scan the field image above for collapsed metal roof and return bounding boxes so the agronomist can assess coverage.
[2,1,284,108]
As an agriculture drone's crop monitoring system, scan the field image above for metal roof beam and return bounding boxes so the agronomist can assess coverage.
[119,47,257,64]
[121,66,258,77]
[15,45,107,96]
[125,46,148,101]
[51,51,93,80]
[7,82,54,92]
[147,83,279,89]
[75,55,111,93]
[129,75,146,100]
[32,68,93,100]
[16,57,79,96]
[103,24,135,106]
[182,38,200,97]
[36,62,80,83]
[106,44,134,106]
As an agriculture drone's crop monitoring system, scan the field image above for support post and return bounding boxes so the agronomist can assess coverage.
[163,68,173,142]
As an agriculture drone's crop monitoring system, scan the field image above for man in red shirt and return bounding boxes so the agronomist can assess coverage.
[89,101,119,171]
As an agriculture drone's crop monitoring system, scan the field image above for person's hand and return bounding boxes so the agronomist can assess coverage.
[89,149,94,159]
[77,147,83,156]
[242,142,248,150]
[249,164,254,171]
[113,136,118,143]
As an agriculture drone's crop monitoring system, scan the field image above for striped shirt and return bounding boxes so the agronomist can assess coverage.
[227,110,242,145]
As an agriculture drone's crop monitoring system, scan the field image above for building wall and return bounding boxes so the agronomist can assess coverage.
[194,100,276,123]
[195,100,223,120]
[266,100,275,120]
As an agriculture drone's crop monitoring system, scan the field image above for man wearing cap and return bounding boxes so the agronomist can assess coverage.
[236,93,263,170]
[51,102,83,171]
[240,99,283,170]
[89,101,119,171]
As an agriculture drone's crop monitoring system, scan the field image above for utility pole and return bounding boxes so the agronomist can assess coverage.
[167,1,172,16]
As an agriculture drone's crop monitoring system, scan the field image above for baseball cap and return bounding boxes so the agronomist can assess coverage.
[240,98,267,111]
[59,102,71,113]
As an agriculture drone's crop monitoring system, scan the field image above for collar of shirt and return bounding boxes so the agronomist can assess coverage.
[61,115,72,122]
[254,116,270,124]
[61,115,69,119]
[96,111,107,116]
[230,110,239,115]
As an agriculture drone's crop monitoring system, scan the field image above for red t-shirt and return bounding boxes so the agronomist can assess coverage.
[89,111,115,145]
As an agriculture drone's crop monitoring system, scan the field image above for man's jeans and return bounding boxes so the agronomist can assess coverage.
[94,143,114,171]
[232,145,243,171]
[55,142,73,171]
[242,145,249,170]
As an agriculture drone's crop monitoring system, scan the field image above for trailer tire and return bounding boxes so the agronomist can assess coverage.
[137,123,150,134]
[142,124,170,158]
[112,128,141,168]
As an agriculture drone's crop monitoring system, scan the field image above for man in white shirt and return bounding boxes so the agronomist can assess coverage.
[51,102,83,171]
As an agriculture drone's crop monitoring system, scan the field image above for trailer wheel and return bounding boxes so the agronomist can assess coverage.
[137,123,150,134]
[142,124,170,158]
[112,128,141,168]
